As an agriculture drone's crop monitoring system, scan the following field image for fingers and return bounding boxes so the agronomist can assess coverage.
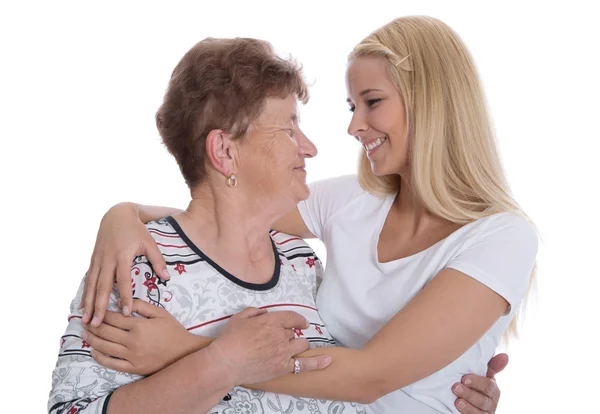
[144,240,171,281]
[116,260,134,317]
[80,271,90,311]
[453,382,494,413]
[285,329,296,341]
[461,374,499,400]
[454,397,490,414]
[131,299,163,319]
[104,310,136,330]
[85,319,129,345]
[82,265,100,324]
[291,355,333,373]
[236,307,268,319]
[288,337,310,356]
[83,330,128,359]
[91,349,135,373]
[275,311,310,329]
[486,353,509,377]
[92,263,117,327]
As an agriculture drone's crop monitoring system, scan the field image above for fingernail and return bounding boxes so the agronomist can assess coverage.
[91,316,100,327]
[82,312,89,323]
[324,356,332,365]
[457,399,465,409]
[454,384,463,394]
[464,378,472,386]
[81,331,88,341]
[91,350,96,358]
[123,306,130,316]
[162,268,170,279]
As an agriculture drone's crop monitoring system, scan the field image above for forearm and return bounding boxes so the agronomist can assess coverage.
[246,347,379,404]
[108,346,232,413]
[123,202,182,223]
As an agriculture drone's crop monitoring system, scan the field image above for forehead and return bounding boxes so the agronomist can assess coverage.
[346,57,393,97]
[257,95,299,126]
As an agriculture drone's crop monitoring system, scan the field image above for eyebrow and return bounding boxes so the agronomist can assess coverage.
[346,88,383,103]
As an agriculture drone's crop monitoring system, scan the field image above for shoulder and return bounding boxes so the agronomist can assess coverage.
[145,216,178,239]
[449,212,539,269]
[304,174,378,218]
[467,212,538,249]
[270,231,317,256]
[309,174,365,195]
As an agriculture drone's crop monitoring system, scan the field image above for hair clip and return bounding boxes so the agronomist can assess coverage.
[395,54,410,67]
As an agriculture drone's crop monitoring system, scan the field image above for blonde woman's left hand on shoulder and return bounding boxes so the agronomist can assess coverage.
[82,300,208,376]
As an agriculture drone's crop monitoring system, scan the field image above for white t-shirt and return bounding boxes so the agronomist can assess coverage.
[298,175,538,414]
[49,217,365,414]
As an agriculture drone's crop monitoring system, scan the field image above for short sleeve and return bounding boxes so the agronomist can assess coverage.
[445,213,539,315]
[48,276,141,413]
[297,175,364,240]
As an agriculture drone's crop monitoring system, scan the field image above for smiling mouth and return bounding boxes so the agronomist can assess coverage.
[364,137,387,151]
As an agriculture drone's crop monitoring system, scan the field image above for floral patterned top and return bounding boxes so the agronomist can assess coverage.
[48,216,365,414]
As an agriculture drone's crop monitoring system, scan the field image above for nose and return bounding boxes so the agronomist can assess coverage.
[297,129,318,158]
[347,109,368,138]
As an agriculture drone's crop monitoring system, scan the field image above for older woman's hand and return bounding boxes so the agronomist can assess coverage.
[84,301,331,383]
[210,308,332,386]
[82,203,171,327]
[83,300,204,376]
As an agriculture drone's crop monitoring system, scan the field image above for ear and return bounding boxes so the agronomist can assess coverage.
[205,129,237,177]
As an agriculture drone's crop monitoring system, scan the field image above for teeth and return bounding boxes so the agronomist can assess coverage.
[365,137,387,151]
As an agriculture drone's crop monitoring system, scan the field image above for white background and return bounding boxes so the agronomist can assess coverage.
[1,1,598,412]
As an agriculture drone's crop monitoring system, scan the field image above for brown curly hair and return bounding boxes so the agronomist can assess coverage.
[156,37,309,187]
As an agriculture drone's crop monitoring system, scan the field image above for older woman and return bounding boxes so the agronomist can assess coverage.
[49,37,355,414]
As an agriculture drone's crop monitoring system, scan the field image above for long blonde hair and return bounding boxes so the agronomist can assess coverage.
[349,16,536,341]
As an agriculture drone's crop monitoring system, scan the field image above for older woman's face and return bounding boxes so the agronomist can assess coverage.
[237,94,317,209]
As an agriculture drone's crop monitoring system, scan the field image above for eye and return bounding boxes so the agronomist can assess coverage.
[367,98,382,107]
[348,105,355,113]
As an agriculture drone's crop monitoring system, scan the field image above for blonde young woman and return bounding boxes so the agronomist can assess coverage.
[81,16,537,414]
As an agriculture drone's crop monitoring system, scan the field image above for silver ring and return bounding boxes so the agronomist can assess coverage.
[293,358,301,374]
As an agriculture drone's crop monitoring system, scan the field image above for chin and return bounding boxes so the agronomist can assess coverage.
[295,184,311,202]
[370,161,391,177]
[370,157,404,177]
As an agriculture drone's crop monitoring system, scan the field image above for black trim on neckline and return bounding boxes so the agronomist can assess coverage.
[165,216,280,291]
[102,392,114,414]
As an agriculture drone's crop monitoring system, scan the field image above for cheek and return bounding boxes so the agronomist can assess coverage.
[263,141,297,177]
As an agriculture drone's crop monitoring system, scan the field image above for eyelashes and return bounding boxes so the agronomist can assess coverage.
[348,98,383,113]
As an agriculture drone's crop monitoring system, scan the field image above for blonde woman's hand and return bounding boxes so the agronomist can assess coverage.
[82,203,170,327]
[453,353,508,414]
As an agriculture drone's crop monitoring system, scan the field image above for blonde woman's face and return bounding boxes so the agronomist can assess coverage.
[346,56,408,176]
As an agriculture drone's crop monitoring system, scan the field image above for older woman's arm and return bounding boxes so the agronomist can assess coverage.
[50,278,233,413]
[51,277,313,413]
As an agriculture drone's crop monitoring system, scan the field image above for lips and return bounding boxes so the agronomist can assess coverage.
[363,137,387,151]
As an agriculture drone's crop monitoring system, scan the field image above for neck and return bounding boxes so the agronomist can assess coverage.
[176,180,283,263]
[393,173,446,235]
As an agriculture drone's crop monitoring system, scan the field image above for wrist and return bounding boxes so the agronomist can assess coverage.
[185,333,215,355]
[204,342,238,389]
